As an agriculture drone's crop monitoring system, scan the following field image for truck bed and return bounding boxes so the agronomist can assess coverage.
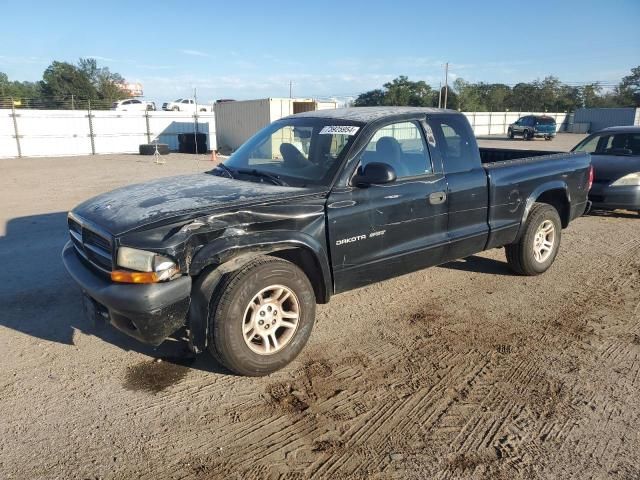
[479,147,562,164]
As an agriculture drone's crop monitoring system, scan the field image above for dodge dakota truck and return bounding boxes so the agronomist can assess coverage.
[62,107,592,376]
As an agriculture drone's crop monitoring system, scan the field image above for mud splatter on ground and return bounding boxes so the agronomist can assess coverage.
[123,356,194,393]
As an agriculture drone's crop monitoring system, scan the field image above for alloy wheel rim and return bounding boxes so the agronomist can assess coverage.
[242,285,300,355]
[533,220,555,263]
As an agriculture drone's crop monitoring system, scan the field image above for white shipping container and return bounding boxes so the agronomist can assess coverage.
[214,98,337,153]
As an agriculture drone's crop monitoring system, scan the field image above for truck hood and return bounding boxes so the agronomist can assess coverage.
[72,173,306,235]
[591,154,640,183]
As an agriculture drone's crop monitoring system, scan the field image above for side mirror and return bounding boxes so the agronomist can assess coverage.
[352,162,397,187]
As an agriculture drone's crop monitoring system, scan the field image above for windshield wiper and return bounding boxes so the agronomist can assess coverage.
[235,168,288,186]
[213,163,236,179]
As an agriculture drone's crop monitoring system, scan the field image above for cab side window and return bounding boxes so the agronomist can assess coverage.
[358,121,432,178]
[428,114,481,173]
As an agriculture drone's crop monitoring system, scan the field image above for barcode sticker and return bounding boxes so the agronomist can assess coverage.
[319,126,360,135]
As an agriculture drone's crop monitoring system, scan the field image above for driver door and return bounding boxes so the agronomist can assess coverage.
[327,119,449,293]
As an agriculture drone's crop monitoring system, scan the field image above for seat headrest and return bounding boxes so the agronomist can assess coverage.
[376,136,402,159]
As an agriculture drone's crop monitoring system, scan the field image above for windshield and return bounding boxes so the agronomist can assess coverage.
[222,117,362,186]
[573,132,640,156]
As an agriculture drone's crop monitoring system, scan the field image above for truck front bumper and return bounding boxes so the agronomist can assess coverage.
[589,183,640,211]
[62,241,192,346]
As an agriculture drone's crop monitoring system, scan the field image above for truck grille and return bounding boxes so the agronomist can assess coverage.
[68,214,114,274]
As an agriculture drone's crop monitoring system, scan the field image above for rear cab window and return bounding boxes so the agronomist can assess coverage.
[427,114,481,173]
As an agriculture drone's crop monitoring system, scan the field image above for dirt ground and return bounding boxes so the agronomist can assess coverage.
[1,135,639,479]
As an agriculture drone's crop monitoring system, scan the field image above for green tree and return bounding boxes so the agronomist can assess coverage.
[383,76,435,106]
[78,57,129,103]
[353,89,385,106]
[0,71,41,105]
[354,76,435,107]
[41,61,97,103]
[616,66,640,107]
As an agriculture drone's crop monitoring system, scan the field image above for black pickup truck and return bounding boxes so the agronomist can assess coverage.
[62,107,592,375]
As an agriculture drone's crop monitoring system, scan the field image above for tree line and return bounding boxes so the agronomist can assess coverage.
[0,58,131,109]
[353,66,640,112]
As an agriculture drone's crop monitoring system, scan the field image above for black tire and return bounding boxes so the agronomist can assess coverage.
[178,133,207,144]
[545,135,552,141]
[172,106,179,111]
[523,129,531,140]
[178,141,208,153]
[139,143,169,155]
[505,203,562,276]
[208,256,316,376]
[508,128,514,139]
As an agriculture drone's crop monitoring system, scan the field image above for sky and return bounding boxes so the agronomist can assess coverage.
[1,0,638,104]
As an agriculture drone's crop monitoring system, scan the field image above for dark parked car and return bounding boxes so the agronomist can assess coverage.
[508,115,557,140]
[62,107,591,376]
[572,126,640,214]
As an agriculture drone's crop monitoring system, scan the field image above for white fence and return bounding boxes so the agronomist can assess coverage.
[463,111,570,136]
[0,109,216,159]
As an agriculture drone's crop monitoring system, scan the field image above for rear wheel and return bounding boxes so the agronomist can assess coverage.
[523,129,531,140]
[208,256,316,376]
[505,203,561,275]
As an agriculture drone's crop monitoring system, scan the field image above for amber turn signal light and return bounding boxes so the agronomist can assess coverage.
[111,270,163,284]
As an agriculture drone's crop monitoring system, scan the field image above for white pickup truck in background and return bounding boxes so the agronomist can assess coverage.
[162,98,213,112]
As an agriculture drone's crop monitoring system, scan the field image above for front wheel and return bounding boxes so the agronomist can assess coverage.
[505,203,562,275]
[523,129,531,140]
[508,128,514,139]
[208,256,316,376]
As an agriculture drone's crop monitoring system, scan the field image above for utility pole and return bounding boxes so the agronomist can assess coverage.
[444,62,449,109]
[289,80,292,99]
[438,81,442,109]
[193,87,199,155]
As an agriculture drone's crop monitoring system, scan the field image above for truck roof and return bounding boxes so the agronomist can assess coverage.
[598,125,640,133]
[288,106,458,123]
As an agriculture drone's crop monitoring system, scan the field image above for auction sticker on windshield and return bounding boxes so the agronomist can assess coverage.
[319,126,360,135]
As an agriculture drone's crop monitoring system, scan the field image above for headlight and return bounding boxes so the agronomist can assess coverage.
[611,173,640,187]
[112,247,179,284]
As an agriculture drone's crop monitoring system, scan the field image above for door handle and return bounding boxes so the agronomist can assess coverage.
[428,191,447,205]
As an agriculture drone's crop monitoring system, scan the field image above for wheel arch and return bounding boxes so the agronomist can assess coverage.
[186,234,332,353]
[516,182,570,240]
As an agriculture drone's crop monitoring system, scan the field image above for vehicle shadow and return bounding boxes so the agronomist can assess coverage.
[587,209,639,220]
[0,211,232,376]
[440,254,513,276]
